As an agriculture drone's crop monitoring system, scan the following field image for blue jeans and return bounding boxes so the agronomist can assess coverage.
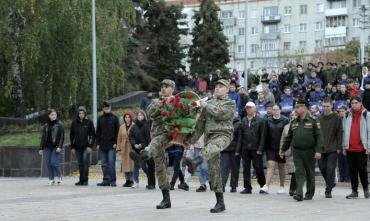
[75,149,90,182]
[194,148,209,185]
[99,149,116,184]
[44,148,62,180]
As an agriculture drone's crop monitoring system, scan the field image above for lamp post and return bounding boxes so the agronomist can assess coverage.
[92,0,97,127]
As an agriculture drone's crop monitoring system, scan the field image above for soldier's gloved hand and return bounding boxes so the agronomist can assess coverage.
[314,152,322,160]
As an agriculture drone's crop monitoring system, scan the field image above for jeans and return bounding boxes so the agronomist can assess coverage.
[132,159,155,186]
[338,152,350,182]
[220,151,240,189]
[318,152,338,192]
[169,152,184,185]
[99,148,116,184]
[194,148,209,185]
[75,148,90,183]
[44,148,62,180]
[347,151,369,192]
[242,150,266,190]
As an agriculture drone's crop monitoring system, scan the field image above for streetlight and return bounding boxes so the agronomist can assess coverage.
[92,0,97,127]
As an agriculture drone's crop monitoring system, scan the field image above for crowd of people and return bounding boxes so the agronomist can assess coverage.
[38,59,370,206]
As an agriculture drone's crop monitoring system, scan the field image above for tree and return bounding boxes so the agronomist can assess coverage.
[344,40,360,58]
[188,0,229,78]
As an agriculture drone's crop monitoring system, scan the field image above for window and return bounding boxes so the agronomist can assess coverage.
[284,6,292,15]
[315,40,323,49]
[251,9,257,19]
[264,25,277,34]
[221,11,233,18]
[251,26,258,35]
[237,45,245,53]
[353,0,362,8]
[261,40,278,50]
[300,5,308,15]
[223,25,233,35]
[299,41,307,49]
[353,18,360,27]
[251,44,258,53]
[325,37,347,46]
[284,24,291,33]
[236,61,244,71]
[315,22,323,31]
[299,23,307,32]
[250,61,255,69]
[263,6,278,16]
[239,10,245,19]
[283,42,291,50]
[326,16,347,27]
[316,3,324,12]
[330,0,346,9]
[239,27,245,35]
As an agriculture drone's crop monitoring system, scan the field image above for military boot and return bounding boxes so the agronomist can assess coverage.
[210,192,226,213]
[156,190,171,209]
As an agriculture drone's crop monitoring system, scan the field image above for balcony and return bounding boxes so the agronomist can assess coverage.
[325,26,347,38]
[220,17,237,26]
[260,32,279,40]
[325,8,348,16]
[261,15,281,24]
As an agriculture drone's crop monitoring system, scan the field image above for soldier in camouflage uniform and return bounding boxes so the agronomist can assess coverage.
[132,79,175,210]
[183,79,236,213]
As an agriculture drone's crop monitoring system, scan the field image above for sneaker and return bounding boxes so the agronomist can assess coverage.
[325,191,332,198]
[47,180,55,185]
[123,180,133,187]
[230,188,237,193]
[178,183,189,191]
[364,188,369,199]
[132,182,139,189]
[56,177,63,185]
[260,185,269,194]
[346,191,359,199]
[277,187,285,195]
[196,184,207,192]
[240,189,252,194]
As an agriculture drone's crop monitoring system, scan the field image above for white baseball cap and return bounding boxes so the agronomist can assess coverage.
[245,101,256,108]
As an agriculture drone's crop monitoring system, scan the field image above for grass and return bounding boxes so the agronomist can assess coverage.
[0,132,41,147]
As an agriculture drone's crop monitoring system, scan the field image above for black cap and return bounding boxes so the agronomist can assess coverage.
[102,101,110,108]
[297,64,303,68]
[295,99,308,108]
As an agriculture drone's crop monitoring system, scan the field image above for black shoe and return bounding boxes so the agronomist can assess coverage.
[170,183,175,191]
[178,183,189,191]
[182,156,203,174]
[325,191,332,198]
[110,183,117,187]
[146,185,155,190]
[222,186,225,193]
[129,151,141,164]
[293,195,303,201]
[364,188,369,199]
[346,191,359,199]
[75,181,83,186]
[303,195,313,200]
[156,190,171,209]
[259,190,268,194]
[210,192,226,213]
[123,181,133,187]
[196,184,207,192]
[97,182,110,186]
[240,189,252,194]
[289,190,296,196]
[139,150,150,161]
[230,188,237,193]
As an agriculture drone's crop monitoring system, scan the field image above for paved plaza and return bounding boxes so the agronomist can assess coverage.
[0,176,369,221]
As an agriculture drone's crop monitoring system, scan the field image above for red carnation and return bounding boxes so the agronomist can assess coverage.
[161,111,167,116]
[191,101,197,107]
[175,95,181,102]
[186,94,193,99]
[168,111,174,118]
[184,107,189,112]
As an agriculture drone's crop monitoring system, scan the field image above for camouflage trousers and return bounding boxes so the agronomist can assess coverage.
[202,134,232,193]
[146,133,172,190]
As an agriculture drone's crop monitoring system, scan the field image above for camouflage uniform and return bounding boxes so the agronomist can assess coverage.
[188,94,236,193]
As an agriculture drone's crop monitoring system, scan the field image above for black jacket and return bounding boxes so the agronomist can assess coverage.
[40,120,64,150]
[129,120,151,153]
[264,116,289,150]
[96,112,120,150]
[70,118,95,149]
[363,89,370,112]
[236,115,265,155]
[222,118,241,152]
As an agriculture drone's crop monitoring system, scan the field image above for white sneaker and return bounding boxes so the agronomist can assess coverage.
[277,187,285,194]
[131,182,139,189]
[260,185,269,194]
[47,180,55,185]
[56,177,63,185]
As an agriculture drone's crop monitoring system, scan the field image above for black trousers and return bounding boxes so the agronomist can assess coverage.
[220,151,240,189]
[146,159,156,186]
[289,173,297,193]
[76,148,90,183]
[318,152,338,192]
[347,151,369,192]
[169,152,184,185]
[242,150,266,190]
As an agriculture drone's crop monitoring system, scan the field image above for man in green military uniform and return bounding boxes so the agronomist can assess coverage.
[280,99,324,201]
[348,58,363,83]
[183,79,236,213]
[132,79,176,210]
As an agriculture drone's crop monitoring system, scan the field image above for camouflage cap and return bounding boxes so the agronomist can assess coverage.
[160,79,175,88]
[294,99,308,108]
[216,79,230,89]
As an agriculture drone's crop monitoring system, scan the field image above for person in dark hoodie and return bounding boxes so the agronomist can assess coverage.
[39,109,64,185]
[318,99,342,198]
[361,79,370,111]
[96,101,120,187]
[220,114,241,193]
[129,110,155,189]
[70,106,96,186]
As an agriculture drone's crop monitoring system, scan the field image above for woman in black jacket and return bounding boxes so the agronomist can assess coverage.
[129,110,156,189]
[261,104,289,194]
[39,109,64,185]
